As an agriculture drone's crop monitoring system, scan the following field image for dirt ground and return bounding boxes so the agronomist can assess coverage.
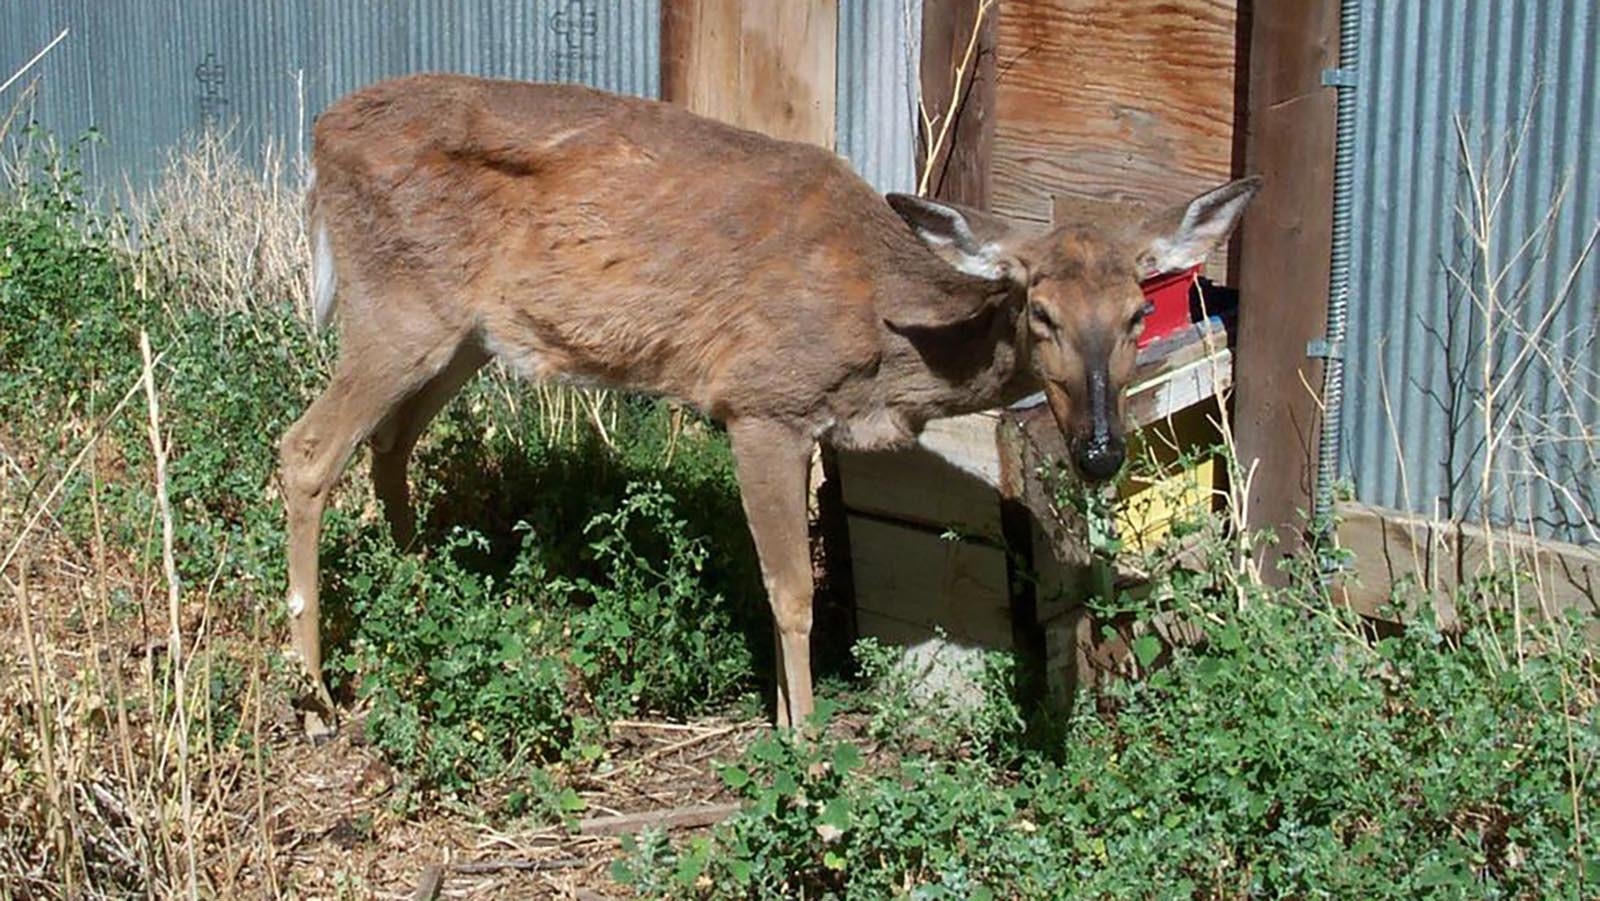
[0,508,791,900]
[273,712,765,899]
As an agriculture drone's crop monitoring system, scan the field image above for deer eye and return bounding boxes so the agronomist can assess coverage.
[1030,304,1057,330]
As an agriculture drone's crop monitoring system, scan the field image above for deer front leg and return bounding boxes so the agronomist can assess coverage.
[728,419,816,728]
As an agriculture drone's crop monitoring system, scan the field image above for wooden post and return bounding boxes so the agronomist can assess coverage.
[660,0,837,145]
[918,0,996,206]
[1232,0,1340,575]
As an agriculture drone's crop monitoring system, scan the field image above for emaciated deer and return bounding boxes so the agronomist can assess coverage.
[281,73,1261,732]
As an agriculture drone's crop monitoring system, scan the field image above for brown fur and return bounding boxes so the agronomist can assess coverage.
[280,73,1260,730]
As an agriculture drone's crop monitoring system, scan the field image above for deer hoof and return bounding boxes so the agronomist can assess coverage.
[302,708,338,746]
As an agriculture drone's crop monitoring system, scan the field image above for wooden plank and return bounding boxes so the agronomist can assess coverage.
[849,513,1013,703]
[1334,502,1600,630]
[661,0,742,121]
[578,802,744,837]
[992,0,1239,225]
[848,515,1013,648]
[410,864,444,901]
[659,0,837,147]
[920,0,998,206]
[837,446,1004,542]
[739,0,837,145]
[1126,347,1232,425]
[1231,0,1340,572]
[1029,515,1092,623]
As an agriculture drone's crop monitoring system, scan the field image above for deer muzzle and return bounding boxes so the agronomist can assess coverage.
[1047,371,1126,484]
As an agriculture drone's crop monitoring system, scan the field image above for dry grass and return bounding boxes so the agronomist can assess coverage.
[122,131,315,327]
[0,320,730,896]
[1,410,762,895]
[0,543,766,899]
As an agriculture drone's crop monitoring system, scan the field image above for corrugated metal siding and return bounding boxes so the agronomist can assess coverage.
[836,0,920,194]
[1,1,660,198]
[1345,0,1599,542]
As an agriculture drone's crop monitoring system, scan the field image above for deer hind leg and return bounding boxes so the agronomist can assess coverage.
[279,328,466,728]
[369,341,490,547]
[728,419,816,728]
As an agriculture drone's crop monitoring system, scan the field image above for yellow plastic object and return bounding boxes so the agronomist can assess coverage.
[1114,402,1222,553]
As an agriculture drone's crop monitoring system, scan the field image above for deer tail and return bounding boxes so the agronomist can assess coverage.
[307,163,338,331]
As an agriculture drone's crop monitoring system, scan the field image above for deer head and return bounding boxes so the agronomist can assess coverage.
[886,177,1262,483]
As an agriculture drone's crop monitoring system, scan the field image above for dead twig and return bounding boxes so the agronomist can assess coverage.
[450,856,584,875]
[0,28,69,96]
[604,722,755,785]
[610,719,723,733]
[917,0,996,197]
[1,367,151,588]
[140,330,199,901]
[576,802,743,837]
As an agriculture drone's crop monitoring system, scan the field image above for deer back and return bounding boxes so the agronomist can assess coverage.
[309,73,986,433]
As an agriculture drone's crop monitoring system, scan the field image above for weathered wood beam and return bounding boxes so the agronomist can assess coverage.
[919,0,996,206]
[1232,0,1341,576]
[660,0,837,146]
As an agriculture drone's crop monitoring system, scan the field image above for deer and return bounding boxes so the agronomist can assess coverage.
[280,72,1261,735]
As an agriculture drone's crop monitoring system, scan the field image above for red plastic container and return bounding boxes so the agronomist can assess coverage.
[1137,264,1203,348]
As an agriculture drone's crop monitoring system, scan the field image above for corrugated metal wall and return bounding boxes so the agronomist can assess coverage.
[836,0,920,194]
[1345,1,1599,543]
[1,1,660,197]
[4,1,923,199]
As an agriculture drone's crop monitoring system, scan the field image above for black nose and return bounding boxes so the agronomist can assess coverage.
[1075,434,1125,483]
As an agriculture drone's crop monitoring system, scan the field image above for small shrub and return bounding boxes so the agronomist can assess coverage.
[617,705,1045,899]
[558,481,755,719]
[338,482,756,798]
[339,527,579,796]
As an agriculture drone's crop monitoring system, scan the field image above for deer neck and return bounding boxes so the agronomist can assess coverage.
[878,269,1040,421]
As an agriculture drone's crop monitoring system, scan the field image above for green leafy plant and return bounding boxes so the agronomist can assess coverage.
[622,571,1598,899]
[338,527,578,796]
[335,482,758,798]
[559,481,755,719]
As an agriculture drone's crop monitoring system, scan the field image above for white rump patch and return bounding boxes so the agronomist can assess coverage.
[288,592,306,618]
[311,217,337,330]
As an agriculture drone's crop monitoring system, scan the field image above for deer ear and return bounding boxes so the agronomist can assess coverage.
[886,193,1023,283]
[1136,176,1263,277]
